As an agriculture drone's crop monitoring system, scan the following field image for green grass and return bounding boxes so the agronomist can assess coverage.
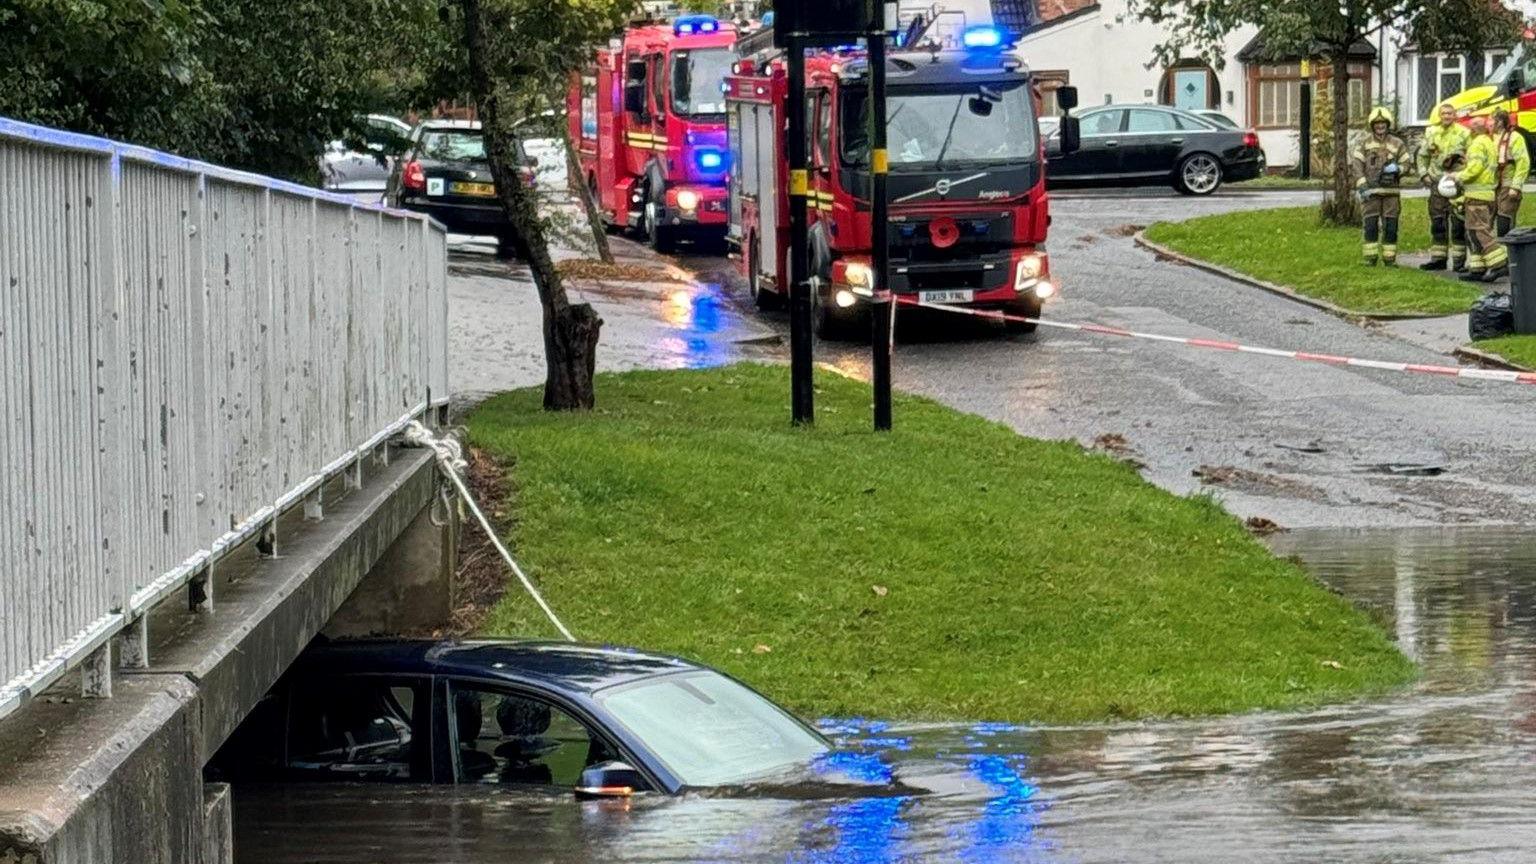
[1144,206,1484,316]
[1230,175,1327,190]
[1472,334,1536,369]
[467,365,1414,723]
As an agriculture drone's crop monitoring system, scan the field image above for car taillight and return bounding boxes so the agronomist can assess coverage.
[403,160,426,192]
[1243,130,1259,149]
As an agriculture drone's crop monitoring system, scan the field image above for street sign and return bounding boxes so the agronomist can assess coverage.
[772,0,869,47]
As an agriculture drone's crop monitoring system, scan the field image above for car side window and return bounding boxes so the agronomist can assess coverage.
[1084,110,1123,136]
[1127,109,1179,133]
[450,684,618,787]
[285,677,427,781]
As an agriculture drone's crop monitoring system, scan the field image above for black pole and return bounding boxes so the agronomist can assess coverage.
[867,6,892,431]
[1299,72,1313,181]
[786,36,814,425]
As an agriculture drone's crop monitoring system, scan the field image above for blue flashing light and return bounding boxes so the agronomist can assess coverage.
[674,14,719,36]
[695,149,725,171]
[961,25,1008,49]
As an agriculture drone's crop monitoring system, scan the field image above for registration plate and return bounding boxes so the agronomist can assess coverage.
[450,181,497,197]
[919,289,974,304]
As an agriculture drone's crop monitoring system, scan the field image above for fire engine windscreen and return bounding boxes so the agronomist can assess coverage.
[841,81,1037,169]
[1487,43,1536,93]
[671,49,734,117]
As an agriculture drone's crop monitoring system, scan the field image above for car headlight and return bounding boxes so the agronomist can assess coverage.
[676,190,700,212]
[843,262,873,289]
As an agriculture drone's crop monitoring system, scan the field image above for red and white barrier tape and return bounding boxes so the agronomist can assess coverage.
[897,299,1536,387]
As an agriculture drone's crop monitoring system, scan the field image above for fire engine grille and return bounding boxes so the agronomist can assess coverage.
[906,269,984,292]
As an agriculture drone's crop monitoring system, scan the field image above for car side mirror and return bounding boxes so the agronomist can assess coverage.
[1059,116,1081,155]
[1056,85,1079,112]
[624,82,647,116]
[576,761,647,799]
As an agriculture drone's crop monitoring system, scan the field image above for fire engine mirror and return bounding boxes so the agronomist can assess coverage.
[1057,85,1079,112]
[1059,115,1082,156]
[968,96,993,117]
[1507,72,1523,101]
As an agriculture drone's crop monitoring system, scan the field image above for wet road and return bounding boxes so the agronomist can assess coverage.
[235,528,1536,863]
[688,187,1536,530]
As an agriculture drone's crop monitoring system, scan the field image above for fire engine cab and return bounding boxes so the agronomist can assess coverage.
[569,15,737,252]
[725,26,1070,338]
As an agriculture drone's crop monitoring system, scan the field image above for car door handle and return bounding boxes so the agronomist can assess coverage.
[1104,140,1119,148]
[1170,138,1184,144]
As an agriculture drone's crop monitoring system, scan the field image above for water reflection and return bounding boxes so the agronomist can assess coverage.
[656,282,734,369]
[235,528,1536,862]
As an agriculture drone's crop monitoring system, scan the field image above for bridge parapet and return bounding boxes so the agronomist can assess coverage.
[0,117,450,720]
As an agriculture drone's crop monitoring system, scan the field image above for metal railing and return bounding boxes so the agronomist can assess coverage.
[0,117,450,718]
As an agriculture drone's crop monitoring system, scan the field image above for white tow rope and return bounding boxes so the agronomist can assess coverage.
[402,421,577,642]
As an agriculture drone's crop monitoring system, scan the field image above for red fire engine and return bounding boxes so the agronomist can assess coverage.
[569,15,738,252]
[725,26,1072,338]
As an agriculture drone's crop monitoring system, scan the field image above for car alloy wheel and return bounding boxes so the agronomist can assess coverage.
[1181,154,1221,195]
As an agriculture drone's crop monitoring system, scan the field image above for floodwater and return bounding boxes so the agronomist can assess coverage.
[234,528,1536,863]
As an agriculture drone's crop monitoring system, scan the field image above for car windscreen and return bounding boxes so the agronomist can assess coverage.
[671,48,733,117]
[842,80,1038,170]
[595,671,827,787]
[418,129,486,162]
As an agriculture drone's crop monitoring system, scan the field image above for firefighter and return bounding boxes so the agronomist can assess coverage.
[1454,115,1507,282]
[1352,106,1407,266]
[1493,108,1529,238]
[1418,102,1472,270]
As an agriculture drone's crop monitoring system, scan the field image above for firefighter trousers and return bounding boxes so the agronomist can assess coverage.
[1427,190,1468,265]
[1464,199,1506,274]
[1497,187,1523,237]
[1362,193,1401,265]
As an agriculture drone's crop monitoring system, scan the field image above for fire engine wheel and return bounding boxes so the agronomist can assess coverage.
[644,200,676,254]
[1176,153,1223,196]
[747,240,782,311]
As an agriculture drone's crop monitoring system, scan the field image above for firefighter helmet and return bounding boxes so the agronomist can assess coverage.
[1367,106,1394,129]
[1437,175,1462,198]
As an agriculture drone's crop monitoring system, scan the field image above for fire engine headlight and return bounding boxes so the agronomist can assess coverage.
[1015,254,1044,284]
[835,289,858,308]
[1034,280,1056,299]
[843,262,873,289]
[675,190,700,212]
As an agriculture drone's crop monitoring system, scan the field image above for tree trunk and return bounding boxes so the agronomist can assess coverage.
[562,121,614,264]
[1324,52,1357,226]
[460,0,601,410]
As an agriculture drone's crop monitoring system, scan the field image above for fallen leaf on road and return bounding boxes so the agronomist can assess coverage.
[872,585,888,597]
[1245,516,1284,536]
[752,644,772,654]
[1320,660,1344,670]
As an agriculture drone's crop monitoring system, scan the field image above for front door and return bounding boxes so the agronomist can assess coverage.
[1173,69,1209,111]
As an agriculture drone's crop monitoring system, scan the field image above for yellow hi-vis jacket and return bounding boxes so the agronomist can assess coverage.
[1497,129,1530,191]
[1458,134,1499,202]
[1419,121,1471,179]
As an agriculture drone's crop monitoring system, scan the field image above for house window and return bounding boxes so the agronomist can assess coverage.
[1255,63,1303,128]
[1035,70,1071,116]
[1252,61,1371,129]
[1417,53,1468,121]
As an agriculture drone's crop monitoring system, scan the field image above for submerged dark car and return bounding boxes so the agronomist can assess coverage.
[386,120,535,256]
[207,639,833,796]
[1044,105,1265,195]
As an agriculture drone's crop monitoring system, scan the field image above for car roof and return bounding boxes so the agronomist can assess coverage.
[293,638,704,695]
[417,119,482,132]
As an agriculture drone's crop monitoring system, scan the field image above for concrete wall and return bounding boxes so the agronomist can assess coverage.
[0,447,459,864]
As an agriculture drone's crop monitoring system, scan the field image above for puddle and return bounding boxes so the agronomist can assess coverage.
[234,528,1536,862]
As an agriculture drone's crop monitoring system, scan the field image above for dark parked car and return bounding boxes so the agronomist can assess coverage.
[1044,105,1265,195]
[386,120,535,255]
[207,639,834,796]
[320,114,412,199]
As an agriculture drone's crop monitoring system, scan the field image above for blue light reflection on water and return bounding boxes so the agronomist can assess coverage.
[783,720,1050,863]
[661,283,732,369]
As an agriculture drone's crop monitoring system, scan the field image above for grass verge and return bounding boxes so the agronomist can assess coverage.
[468,365,1414,723]
[1230,175,1327,190]
[1144,206,1484,316]
[1471,334,1536,369]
